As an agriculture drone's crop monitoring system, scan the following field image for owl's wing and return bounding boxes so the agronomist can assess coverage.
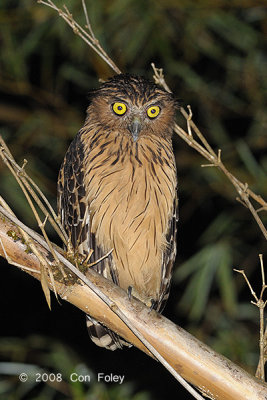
[57,132,115,276]
[57,132,127,351]
[157,192,178,313]
[57,132,90,258]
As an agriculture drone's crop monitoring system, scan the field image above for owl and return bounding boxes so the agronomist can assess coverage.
[57,74,178,350]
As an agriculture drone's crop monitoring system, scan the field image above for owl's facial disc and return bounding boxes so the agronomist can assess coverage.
[128,116,142,142]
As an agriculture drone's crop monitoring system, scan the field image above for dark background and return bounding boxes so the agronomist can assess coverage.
[0,1,267,399]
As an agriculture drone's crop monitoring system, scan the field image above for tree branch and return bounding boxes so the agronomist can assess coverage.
[1,208,267,399]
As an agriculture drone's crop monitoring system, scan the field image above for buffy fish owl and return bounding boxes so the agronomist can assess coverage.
[57,74,178,350]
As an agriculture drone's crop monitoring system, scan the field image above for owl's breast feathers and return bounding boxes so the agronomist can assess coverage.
[58,126,177,310]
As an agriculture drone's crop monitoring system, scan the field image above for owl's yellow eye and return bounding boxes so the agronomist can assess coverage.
[112,102,127,115]
[147,106,160,119]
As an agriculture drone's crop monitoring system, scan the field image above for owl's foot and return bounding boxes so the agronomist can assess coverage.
[127,286,157,310]
[149,299,157,313]
[127,286,133,301]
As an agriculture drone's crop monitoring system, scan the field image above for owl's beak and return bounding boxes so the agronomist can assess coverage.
[129,116,142,142]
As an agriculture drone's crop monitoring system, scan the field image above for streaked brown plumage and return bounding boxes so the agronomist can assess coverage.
[57,74,178,350]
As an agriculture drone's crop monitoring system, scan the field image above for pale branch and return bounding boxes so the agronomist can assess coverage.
[1,211,267,399]
[0,194,59,308]
[0,137,203,399]
[0,205,203,400]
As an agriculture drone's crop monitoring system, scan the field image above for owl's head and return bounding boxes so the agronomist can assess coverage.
[87,74,178,141]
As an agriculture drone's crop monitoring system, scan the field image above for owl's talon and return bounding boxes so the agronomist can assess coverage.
[149,299,156,313]
[127,286,133,301]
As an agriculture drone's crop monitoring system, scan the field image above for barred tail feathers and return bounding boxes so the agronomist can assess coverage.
[86,315,131,351]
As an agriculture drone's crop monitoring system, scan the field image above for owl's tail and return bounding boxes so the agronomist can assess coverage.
[86,315,131,351]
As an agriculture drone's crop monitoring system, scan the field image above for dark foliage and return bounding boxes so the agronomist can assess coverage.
[0,1,266,398]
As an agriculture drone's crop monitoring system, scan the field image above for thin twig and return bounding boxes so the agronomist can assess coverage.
[233,269,258,303]
[0,137,68,245]
[82,0,95,39]
[0,140,65,279]
[37,0,121,74]
[151,63,267,241]
[234,256,267,381]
